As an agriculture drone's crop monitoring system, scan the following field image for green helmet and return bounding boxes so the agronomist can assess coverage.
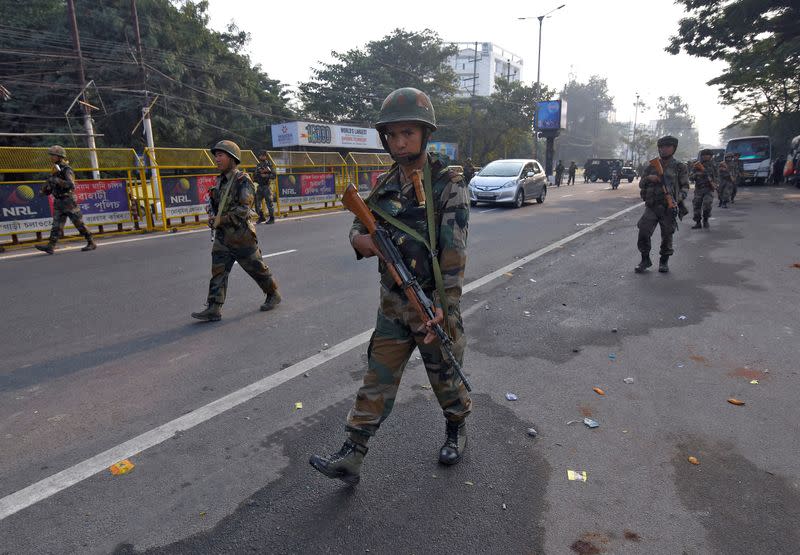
[48,145,67,158]
[700,148,713,156]
[657,135,679,148]
[375,87,437,131]
[211,140,241,163]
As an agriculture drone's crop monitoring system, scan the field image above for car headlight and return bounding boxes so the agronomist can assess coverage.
[503,180,517,189]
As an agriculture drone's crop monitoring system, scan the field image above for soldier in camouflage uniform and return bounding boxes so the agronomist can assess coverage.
[191,140,281,322]
[730,152,740,204]
[35,145,96,254]
[309,87,471,485]
[253,150,276,224]
[718,154,735,208]
[635,135,689,274]
[691,148,718,229]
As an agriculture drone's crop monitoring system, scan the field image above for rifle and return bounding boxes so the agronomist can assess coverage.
[206,176,234,242]
[693,161,717,191]
[649,158,680,230]
[342,183,473,392]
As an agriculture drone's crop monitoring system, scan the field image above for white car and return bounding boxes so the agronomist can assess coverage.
[468,159,547,208]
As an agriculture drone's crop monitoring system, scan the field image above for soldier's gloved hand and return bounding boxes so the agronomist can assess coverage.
[423,307,445,345]
[352,234,380,258]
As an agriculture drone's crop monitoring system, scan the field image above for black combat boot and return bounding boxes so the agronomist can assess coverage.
[691,220,703,229]
[191,303,222,322]
[266,216,275,224]
[81,236,97,251]
[703,216,710,229]
[256,217,266,224]
[309,437,368,485]
[260,290,282,311]
[634,253,652,274]
[439,420,467,466]
[658,255,670,273]
[36,243,55,255]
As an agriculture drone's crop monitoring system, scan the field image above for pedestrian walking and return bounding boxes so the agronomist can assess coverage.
[253,151,276,224]
[309,87,472,485]
[634,135,689,274]
[35,145,96,254]
[191,140,281,322]
[555,160,564,187]
[691,149,718,229]
[567,161,577,185]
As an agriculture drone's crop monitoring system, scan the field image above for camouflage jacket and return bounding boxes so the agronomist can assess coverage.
[210,168,258,247]
[349,154,469,311]
[719,161,734,185]
[693,159,719,191]
[42,164,78,209]
[253,160,274,189]
[639,157,689,208]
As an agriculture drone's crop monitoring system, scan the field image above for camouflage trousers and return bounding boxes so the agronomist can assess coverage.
[48,205,91,245]
[255,186,274,220]
[637,204,676,257]
[206,239,277,306]
[718,182,733,203]
[693,187,714,221]
[346,290,472,439]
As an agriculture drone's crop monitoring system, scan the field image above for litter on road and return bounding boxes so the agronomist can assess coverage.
[593,387,606,396]
[109,459,135,475]
[678,315,688,320]
[609,353,617,360]
[526,427,538,437]
[623,377,635,384]
[505,392,518,401]
[750,380,759,385]
[294,402,303,410]
[727,398,746,406]
[688,456,700,465]
[567,470,588,482]
[583,418,599,429]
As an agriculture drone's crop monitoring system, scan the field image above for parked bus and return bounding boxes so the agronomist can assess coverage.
[725,136,772,185]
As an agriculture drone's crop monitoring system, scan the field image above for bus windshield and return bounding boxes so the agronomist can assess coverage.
[727,137,771,162]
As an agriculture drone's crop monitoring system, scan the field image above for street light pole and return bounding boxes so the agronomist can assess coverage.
[520,4,565,160]
[632,92,640,166]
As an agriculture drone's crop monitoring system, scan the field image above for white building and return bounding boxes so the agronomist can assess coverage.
[447,42,524,97]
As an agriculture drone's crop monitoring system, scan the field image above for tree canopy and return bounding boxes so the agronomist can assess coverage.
[0,0,293,149]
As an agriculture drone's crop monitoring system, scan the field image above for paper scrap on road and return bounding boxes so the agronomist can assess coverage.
[464,481,474,486]
[567,470,588,482]
[623,377,635,384]
[688,456,700,465]
[583,418,599,429]
[504,272,514,277]
[294,402,303,410]
[727,398,746,406]
[505,392,518,401]
[593,387,606,396]
[109,460,134,475]
[678,315,688,320]
[750,380,759,385]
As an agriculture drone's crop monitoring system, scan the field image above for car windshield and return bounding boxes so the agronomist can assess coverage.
[478,161,523,177]
[727,138,770,161]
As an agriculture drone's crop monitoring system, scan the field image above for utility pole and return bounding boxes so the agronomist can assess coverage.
[632,92,640,166]
[467,41,478,160]
[66,0,100,178]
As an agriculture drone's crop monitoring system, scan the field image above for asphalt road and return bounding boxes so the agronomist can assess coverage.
[1,181,798,554]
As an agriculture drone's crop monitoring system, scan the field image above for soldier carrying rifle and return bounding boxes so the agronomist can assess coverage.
[309,87,472,485]
[691,148,718,229]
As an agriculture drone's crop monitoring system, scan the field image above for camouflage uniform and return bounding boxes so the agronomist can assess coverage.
[730,154,740,203]
[637,158,689,257]
[718,159,734,207]
[253,160,275,222]
[692,159,718,223]
[345,154,471,439]
[41,164,93,247]
[206,168,278,306]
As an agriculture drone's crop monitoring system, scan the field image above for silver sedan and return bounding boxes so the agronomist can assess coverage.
[468,159,547,208]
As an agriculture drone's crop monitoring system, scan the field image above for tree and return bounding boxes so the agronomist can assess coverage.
[655,95,700,159]
[0,0,294,149]
[298,29,458,125]
[558,76,620,162]
[667,0,800,151]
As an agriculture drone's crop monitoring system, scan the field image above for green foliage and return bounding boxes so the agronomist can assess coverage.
[655,95,700,159]
[668,0,800,150]
[557,76,621,162]
[298,29,458,125]
[0,0,293,149]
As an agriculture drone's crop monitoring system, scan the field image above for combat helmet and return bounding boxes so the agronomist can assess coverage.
[48,145,67,158]
[657,135,679,148]
[375,87,437,132]
[211,140,241,163]
[700,148,713,156]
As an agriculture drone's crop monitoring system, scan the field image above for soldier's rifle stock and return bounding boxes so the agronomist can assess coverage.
[342,184,473,392]
[649,158,680,230]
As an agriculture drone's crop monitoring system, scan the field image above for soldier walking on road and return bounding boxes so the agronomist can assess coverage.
[309,87,472,485]
[555,160,564,187]
[254,150,276,224]
[730,152,741,204]
[718,154,735,208]
[691,149,718,229]
[635,135,689,274]
[567,161,577,185]
[35,145,96,255]
[191,140,281,322]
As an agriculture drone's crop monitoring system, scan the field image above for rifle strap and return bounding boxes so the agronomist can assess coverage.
[367,162,449,327]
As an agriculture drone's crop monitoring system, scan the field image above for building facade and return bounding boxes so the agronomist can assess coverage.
[448,42,524,97]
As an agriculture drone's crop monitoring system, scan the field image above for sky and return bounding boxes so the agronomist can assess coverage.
[205,0,735,146]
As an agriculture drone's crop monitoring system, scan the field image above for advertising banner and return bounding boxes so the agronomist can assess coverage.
[355,169,385,195]
[427,142,459,160]
[1,179,131,234]
[277,173,336,204]
[271,121,382,150]
[161,174,217,218]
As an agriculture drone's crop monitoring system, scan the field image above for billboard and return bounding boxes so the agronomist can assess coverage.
[277,173,336,204]
[427,142,459,160]
[161,174,217,218]
[536,99,568,131]
[355,169,385,195]
[271,121,382,150]
[1,179,131,234]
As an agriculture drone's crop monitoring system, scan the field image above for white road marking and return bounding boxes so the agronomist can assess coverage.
[479,208,499,213]
[168,353,190,363]
[0,199,644,522]
[0,212,347,261]
[561,194,574,198]
[233,249,297,265]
